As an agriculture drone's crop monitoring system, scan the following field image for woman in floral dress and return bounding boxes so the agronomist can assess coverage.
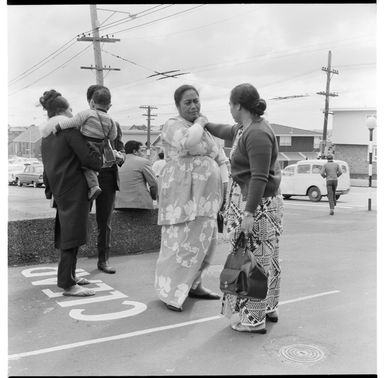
[154,85,229,312]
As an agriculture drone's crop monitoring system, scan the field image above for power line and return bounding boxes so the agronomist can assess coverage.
[96,5,175,35]
[9,44,92,96]
[8,5,172,88]
[8,38,78,86]
[109,5,205,36]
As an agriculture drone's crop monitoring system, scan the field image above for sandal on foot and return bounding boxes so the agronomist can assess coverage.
[75,277,90,285]
[231,321,266,334]
[63,285,95,297]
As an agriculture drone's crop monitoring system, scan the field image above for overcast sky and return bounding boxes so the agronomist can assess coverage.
[7,3,377,131]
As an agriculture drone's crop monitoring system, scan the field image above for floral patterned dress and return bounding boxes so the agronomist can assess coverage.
[155,115,227,308]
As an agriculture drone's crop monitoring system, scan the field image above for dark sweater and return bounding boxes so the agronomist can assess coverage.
[206,119,281,213]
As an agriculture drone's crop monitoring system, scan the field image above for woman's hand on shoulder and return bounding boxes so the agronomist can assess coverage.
[195,114,208,127]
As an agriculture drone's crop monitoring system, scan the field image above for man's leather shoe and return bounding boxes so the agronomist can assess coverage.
[97,262,116,274]
[188,286,221,300]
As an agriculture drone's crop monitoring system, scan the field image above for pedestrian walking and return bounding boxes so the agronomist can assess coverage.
[151,151,166,179]
[320,154,342,215]
[205,83,283,333]
[115,140,158,210]
[39,89,102,296]
[154,84,229,312]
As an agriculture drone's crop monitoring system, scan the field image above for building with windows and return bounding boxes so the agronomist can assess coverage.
[223,123,322,168]
[9,125,41,158]
[330,108,377,179]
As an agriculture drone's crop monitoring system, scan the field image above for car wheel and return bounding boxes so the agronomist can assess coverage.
[336,194,341,200]
[283,195,291,200]
[308,186,321,202]
[17,179,22,187]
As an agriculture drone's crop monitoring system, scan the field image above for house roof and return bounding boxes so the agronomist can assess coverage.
[270,123,322,136]
[151,123,321,146]
[12,125,42,143]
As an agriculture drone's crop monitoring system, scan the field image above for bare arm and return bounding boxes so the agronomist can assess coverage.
[205,123,236,141]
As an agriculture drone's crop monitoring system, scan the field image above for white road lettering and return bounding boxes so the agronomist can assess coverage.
[69,300,147,321]
[33,272,92,286]
[21,266,147,321]
[56,290,127,307]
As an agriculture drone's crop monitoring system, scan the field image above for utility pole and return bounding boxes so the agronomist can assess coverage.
[317,50,339,157]
[139,105,158,157]
[78,4,120,85]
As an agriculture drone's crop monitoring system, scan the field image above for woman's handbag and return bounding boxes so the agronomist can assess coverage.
[219,232,268,300]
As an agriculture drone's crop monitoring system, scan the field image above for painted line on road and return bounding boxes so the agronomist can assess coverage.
[8,290,341,360]
[284,202,353,209]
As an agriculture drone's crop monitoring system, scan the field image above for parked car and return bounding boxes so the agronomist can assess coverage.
[280,159,350,202]
[16,163,45,188]
[8,164,26,185]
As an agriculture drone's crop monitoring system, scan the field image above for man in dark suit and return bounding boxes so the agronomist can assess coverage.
[86,85,126,273]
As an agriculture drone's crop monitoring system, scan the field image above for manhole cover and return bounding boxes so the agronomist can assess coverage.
[279,344,325,364]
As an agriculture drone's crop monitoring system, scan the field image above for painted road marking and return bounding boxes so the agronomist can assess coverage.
[21,267,147,321]
[283,202,353,209]
[8,290,340,360]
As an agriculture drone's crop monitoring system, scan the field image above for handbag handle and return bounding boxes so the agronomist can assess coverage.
[234,231,246,249]
[95,111,108,139]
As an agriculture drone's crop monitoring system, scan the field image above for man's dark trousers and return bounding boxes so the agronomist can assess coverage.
[326,179,338,210]
[95,169,117,264]
[57,247,78,289]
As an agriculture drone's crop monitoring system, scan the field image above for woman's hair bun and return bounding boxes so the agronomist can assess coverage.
[39,89,62,109]
[257,98,267,113]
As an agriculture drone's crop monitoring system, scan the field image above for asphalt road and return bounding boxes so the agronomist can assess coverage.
[8,187,377,375]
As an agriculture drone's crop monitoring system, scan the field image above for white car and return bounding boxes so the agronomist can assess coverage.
[280,159,351,202]
[8,163,26,185]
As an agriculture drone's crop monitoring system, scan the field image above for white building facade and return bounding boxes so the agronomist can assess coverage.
[331,108,377,178]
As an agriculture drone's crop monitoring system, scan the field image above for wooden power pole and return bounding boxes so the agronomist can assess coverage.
[78,4,120,85]
[139,105,158,157]
[317,50,339,157]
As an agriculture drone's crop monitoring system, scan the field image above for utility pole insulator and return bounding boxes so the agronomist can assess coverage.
[77,36,120,42]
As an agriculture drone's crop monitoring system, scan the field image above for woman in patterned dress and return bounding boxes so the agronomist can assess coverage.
[154,85,229,312]
[205,83,283,333]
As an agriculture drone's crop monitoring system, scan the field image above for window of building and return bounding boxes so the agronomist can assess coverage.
[280,136,292,146]
[313,136,321,149]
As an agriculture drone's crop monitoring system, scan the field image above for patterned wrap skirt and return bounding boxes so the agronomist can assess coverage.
[221,180,284,326]
[154,217,218,308]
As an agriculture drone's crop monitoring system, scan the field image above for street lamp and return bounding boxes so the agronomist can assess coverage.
[365,115,377,211]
